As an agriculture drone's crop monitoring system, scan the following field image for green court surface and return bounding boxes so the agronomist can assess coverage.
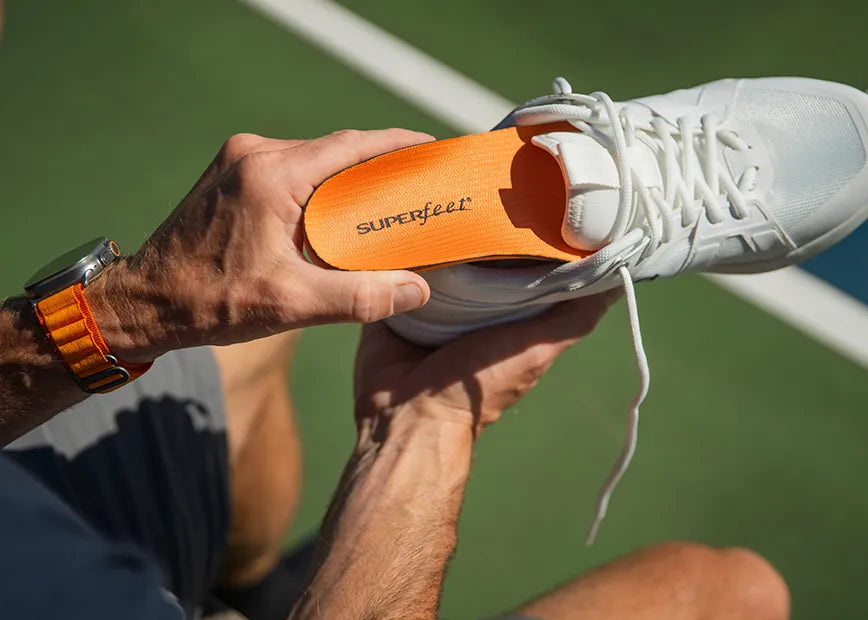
[1,1,867,618]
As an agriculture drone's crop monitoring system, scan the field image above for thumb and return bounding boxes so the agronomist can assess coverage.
[304,266,430,325]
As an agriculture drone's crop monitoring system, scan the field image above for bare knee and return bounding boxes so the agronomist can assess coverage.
[717,546,790,620]
[649,542,789,620]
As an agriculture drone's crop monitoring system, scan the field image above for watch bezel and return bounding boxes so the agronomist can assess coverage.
[24,238,121,300]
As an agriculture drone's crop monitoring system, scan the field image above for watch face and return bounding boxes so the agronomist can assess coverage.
[24,238,108,293]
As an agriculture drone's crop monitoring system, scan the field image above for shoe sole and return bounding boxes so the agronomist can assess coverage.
[303,123,591,271]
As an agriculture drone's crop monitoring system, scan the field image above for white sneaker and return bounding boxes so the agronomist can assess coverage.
[388,77,868,345]
[385,76,868,540]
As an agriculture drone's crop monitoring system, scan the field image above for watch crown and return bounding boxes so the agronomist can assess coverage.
[98,242,120,266]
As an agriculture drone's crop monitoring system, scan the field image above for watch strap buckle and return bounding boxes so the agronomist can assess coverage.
[74,355,132,394]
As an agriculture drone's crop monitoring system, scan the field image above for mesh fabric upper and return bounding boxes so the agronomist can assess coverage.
[731,87,865,231]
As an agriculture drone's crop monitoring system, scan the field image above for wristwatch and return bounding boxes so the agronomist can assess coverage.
[24,238,152,394]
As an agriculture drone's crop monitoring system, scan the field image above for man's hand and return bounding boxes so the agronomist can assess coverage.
[294,292,620,620]
[354,290,621,434]
[0,128,432,445]
[91,129,434,362]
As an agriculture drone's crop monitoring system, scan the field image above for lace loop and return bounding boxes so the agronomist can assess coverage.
[515,81,761,253]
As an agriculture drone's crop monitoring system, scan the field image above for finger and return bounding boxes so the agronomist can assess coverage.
[355,323,428,388]
[523,290,621,350]
[218,133,301,167]
[300,264,431,326]
[195,134,302,195]
[414,292,618,410]
[484,292,617,369]
[357,322,427,364]
[434,291,617,365]
[286,128,436,193]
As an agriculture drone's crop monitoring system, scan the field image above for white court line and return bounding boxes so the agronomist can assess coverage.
[242,0,513,133]
[241,0,868,369]
[708,270,868,364]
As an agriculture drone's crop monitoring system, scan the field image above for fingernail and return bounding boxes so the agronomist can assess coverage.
[394,283,425,313]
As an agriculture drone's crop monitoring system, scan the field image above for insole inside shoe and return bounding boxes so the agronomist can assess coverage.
[303,122,591,271]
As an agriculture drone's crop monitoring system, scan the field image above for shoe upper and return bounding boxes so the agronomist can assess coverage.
[387,76,868,346]
[632,77,868,268]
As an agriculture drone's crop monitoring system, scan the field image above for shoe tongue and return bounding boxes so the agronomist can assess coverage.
[532,131,622,251]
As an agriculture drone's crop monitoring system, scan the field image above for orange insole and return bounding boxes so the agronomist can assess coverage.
[303,122,590,271]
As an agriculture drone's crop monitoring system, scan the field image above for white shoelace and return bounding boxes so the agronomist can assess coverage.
[513,79,757,543]
[586,264,649,544]
[515,78,758,251]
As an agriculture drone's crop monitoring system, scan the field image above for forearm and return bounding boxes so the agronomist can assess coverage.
[292,409,474,620]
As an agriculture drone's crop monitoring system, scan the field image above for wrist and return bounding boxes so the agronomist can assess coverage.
[2,297,57,365]
[360,399,498,443]
[86,259,167,364]
[356,404,475,471]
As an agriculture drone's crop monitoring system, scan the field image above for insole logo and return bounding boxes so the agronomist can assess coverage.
[356,197,472,234]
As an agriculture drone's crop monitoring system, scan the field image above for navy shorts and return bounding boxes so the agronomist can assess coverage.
[3,347,229,619]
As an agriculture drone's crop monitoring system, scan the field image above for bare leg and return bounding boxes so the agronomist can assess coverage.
[211,330,303,587]
[516,542,789,620]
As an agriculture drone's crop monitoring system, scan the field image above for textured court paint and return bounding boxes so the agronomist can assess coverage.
[242,0,868,371]
[0,2,865,620]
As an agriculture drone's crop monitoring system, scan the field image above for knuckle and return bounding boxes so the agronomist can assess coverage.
[501,343,553,396]
[522,342,556,377]
[221,133,265,164]
[329,128,362,144]
[234,152,269,183]
[324,129,363,156]
[529,343,553,368]
[273,289,301,326]
[519,373,543,392]
[221,152,271,199]
[504,385,528,404]
[348,281,384,324]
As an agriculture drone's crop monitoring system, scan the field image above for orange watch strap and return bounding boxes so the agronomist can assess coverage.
[33,283,152,393]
